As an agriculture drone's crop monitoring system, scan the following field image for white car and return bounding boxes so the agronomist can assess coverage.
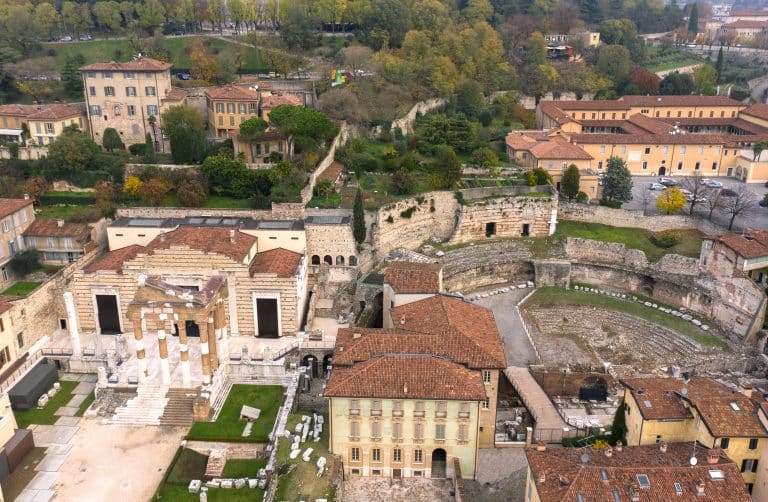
[659,177,678,187]
[649,182,665,190]
[702,180,723,188]
[679,188,692,196]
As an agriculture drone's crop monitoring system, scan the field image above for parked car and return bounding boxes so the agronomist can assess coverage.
[679,188,692,196]
[759,197,768,207]
[649,182,665,190]
[686,195,706,203]
[79,34,92,41]
[176,72,192,80]
[61,35,73,42]
[659,177,678,187]
[702,179,723,188]
[720,188,737,197]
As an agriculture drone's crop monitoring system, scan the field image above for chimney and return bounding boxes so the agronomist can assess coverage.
[659,441,667,453]
[696,480,705,496]
[352,332,361,339]
[536,441,546,452]
[56,219,64,228]
[615,440,623,452]
[707,448,720,464]
[537,472,546,483]
[630,487,641,502]
[403,383,407,394]
[604,446,613,458]
[739,381,753,399]
[159,232,166,242]
[399,315,406,325]
[229,229,235,243]
[23,193,29,200]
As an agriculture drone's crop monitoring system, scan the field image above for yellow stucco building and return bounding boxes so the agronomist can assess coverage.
[325,292,507,479]
[205,85,260,139]
[621,376,768,494]
[0,103,87,146]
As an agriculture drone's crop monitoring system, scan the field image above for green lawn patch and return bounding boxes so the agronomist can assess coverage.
[167,448,208,484]
[187,384,284,442]
[221,458,267,479]
[525,287,728,349]
[645,48,704,72]
[74,391,95,417]
[36,205,94,220]
[1,282,41,297]
[555,220,703,261]
[14,380,78,428]
[155,483,262,501]
[275,413,337,502]
[307,192,341,208]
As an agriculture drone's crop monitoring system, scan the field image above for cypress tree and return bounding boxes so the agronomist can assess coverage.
[143,133,156,164]
[715,47,724,79]
[688,4,699,41]
[353,189,366,244]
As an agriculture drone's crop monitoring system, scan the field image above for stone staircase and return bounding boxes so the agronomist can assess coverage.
[159,388,198,427]
[106,384,169,426]
[205,449,227,477]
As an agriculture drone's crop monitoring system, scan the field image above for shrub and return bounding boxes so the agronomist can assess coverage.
[599,199,622,209]
[8,250,40,276]
[176,179,208,207]
[576,191,588,203]
[123,176,143,197]
[66,207,102,223]
[650,233,679,248]
[386,215,394,223]
[400,206,417,218]
[138,178,171,206]
[128,143,146,156]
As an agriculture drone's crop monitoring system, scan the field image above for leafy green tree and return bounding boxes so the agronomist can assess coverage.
[239,117,269,160]
[463,0,494,23]
[656,187,686,214]
[176,178,208,207]
[688,3,698,41]
[752,140,768,161]
[48,126,100,172]
[160,105,206,164]
[268,105,338,159]
[455,81,484,119]
[143,133,156,163]
[418,114,476,154]
[9,250,40,277]
[693,64,718,95]
[580,0,603,23]
[361,0,411,50]
[62,54,86,98]
[353,188,366,244]
[93,1,123,34]
[435,146,462,189]
[470,147,498,167]
[281,3,320,49]
[391,168,415,195]
[602,156,633,203]
[137,0,166,32]
[33,2,59,37]
[609,402,627,445]
[102,128,125,152]
[715,47,724,78]
[561,164,581,200]
[659,72,694,95]
[597,45,632,83]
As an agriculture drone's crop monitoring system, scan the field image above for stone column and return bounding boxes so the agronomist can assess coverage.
[135,317,147,383]
[158,328,171,384]
[207,314,218,372]
[199,316,211,385]
[227,279,239,336]
[549,208,558,236]
[216,302,229,366]
[63,292,82,357]
[178,320,191,387]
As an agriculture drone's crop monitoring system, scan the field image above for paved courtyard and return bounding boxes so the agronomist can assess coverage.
[343,477,454,501]
[474,288,539,367]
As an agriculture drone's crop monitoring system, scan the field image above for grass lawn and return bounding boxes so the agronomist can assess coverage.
[74,391,95,417]
[554,220,703,261]
[306,192,342,209]
[1,282,41,296]
[37,37,263,73]
[14,380,78,428]
[275,413,337,502]
[36,205,92,220]
[162,193,254,209]
[645,48,704,72]
[525,287,728,349]
[187,384,284,442]
[154,448,265,501]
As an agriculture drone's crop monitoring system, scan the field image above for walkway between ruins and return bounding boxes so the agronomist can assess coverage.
[504,366,569,443]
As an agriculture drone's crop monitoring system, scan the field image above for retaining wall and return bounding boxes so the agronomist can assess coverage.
[559,203,722,233]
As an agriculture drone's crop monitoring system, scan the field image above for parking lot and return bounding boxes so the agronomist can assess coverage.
[618,175,768,231]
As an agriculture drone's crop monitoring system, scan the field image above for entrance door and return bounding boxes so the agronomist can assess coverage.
[485,222,496,238]
[659,166,666,175]
[521,224,530,237]
[727,167,733,177]
[392,468,401,478]
[95,295,121,334]
[256,298,279,338]
[431,449,447,478]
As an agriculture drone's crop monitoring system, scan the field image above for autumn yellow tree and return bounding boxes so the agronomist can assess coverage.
[123,176,143,197]
[189,38,218,83]
[656,187,686,214]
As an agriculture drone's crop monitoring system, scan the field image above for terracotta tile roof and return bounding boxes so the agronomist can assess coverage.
[249,247,302,277]
[722,19,768,28]
[26,103,86,121]
[741,103,768,121]
[384,261,441,294]
[80,56,172,72]
[0,198,33,219]
[526,442,751,502]
[23,218,90,242]
[626,114,675,135]
[84,227,257,273]
[391,295,507,368]
[163,88,187,102]
[621,95,744,108]
[538,102,580,125]
[568,132,730,145]
[0,104,38,117]
[730,9,768,17]
[622,377,768,438]
[205,85,260,101]
[324,354,486,400]
[542,99,631,111]
[260,93,302,109]
[529,139,593,160]
[710,230,768,259]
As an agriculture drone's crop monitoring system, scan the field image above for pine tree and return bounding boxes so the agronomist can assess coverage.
[353,189,366,245]
[143,133,156,164]
[602,156,633,203]
[688,3,699,41]
[715,47,724,79]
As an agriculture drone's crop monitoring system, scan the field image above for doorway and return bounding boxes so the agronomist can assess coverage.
[59,319,67,330]
[256,298,279,337]
[392,468,401,478]
[659,166,666,175]
[173,320,200,337]
[431,449,447,478]
[521,223,530,237]
[727,167,733,177]
[95,294,121,334]
[485,222,496,238]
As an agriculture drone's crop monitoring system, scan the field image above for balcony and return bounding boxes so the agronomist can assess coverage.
[392,410,404,417]
[435,411,447,419]
[371,409,382,417]
[414,410,425,418]
[349,409,360,416]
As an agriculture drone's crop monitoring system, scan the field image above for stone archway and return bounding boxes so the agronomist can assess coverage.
[431,448,447,478]
[659,166,667,176]
[311,255,320,265]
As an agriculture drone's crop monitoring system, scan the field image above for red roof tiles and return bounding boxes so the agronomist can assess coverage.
[741,103,768,121]
[384,261,441,294]
[204,85,260,101]
[80,56,172,72]
[0,198,32,219]
[23,218,90,242]
[26,103,85,120]
[249,247,302,277]
[709,230,768,259]
[260,93,302,109]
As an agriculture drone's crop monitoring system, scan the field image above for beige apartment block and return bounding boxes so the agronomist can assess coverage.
[80,56,175,149]
[0,103,87,145]
[205,85,260,139]
[0,199,34,290]
[23,218,93,265]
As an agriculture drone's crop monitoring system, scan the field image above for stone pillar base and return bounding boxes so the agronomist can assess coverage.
[193,396,211,421]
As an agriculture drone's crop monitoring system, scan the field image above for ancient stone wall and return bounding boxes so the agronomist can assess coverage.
[450,193,556,243]
[533,260,571,287]
[390,98,447,135]
[301,121,349,204]
[305,221,356,265]
[116,207,274,220]
[564,238,648,269]
[652,253,700,276]
[443,261,535,293]
[559,203,722,233]
[531,371,615,398]
[439,240,534,293]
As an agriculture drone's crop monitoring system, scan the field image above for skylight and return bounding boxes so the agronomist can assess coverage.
[708,469,725,480]
[577,494,585,502]
[730,402,741,411]
[612,490,622,502]
[674,482,683,495]
[643,400,653,408]
[636,474,650,489]
[600,470,609,481]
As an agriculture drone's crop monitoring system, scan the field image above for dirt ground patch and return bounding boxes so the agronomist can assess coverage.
[343,477,455,501]
[1,446,46,501]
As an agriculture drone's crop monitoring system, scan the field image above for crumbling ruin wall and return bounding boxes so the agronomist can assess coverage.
[559,203,721,233]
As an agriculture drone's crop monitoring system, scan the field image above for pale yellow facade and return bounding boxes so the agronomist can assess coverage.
[733,154,768,182]
[0,393,18,447]
[753,406,768,502]
[0,202,34,291]
[328,397,481,479]
[623,387,765,489]
[207,97,259,139]
[28,115,87,147]
[0,307,22,376]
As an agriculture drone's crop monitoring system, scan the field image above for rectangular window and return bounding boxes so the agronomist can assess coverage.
[104,86,115,96]
[45,123,54,134]
[64,238,73,249]
[482,370,492,383]
[698,146,704,154]
[597,161,603,170]
[227,103,236,114]
[89,105,101,116]
[229,116,235,126]
[459,402,471,418]
[350,421,359,438]
[145,86,156,96]
[89,86,96,96]
[662,146,669,154]
[483,397,490,409]
[124,72,135,79]
[21,210,26,223]
[216,103,224,113]
[113,106,121,117]
[414,449,423,463]
[742,459,758,472]
[619,145,626,154]
[644,146,651,154]
[0,318,4,332]
[371,400,382,416]
[712,162,718,171]
[721,438,730,449]
[371,420,381,439]
[393,421,402,440]
[372,448,381,462]
[2,220,9,232]
[393,448,401,463]
[218,116,223,126]
[599,145,606,154]
[249,103,257,114]
[414,421,423,440]
[642,161,648,170]
[127,105,136,116]
[126,86,137,96]
[35,123,41,134]
[392,401,403,416]
[435,424,445,440]
[145,72,152,78]
[350,399,360,414]
[147,105,158,117]
[695,162,701,170]
[86,71,96,78]
[415,401,425,417]
[749,438,759,450]
[677,161,683,171]
[238,103,247,114]
[46,237,55,248]
[0,347,9,369]
[351,447,360,462]
[459,424,468,441]
[103,71,112,79]
[436,401,447,418]
[16,333,23,348]
[680,146,686,154]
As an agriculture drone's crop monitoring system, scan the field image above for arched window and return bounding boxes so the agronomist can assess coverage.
[311,255,320,265]
[323,255,332,265]
[336,255,345,265]
[349,256,358,266]
[114,105,121,116]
